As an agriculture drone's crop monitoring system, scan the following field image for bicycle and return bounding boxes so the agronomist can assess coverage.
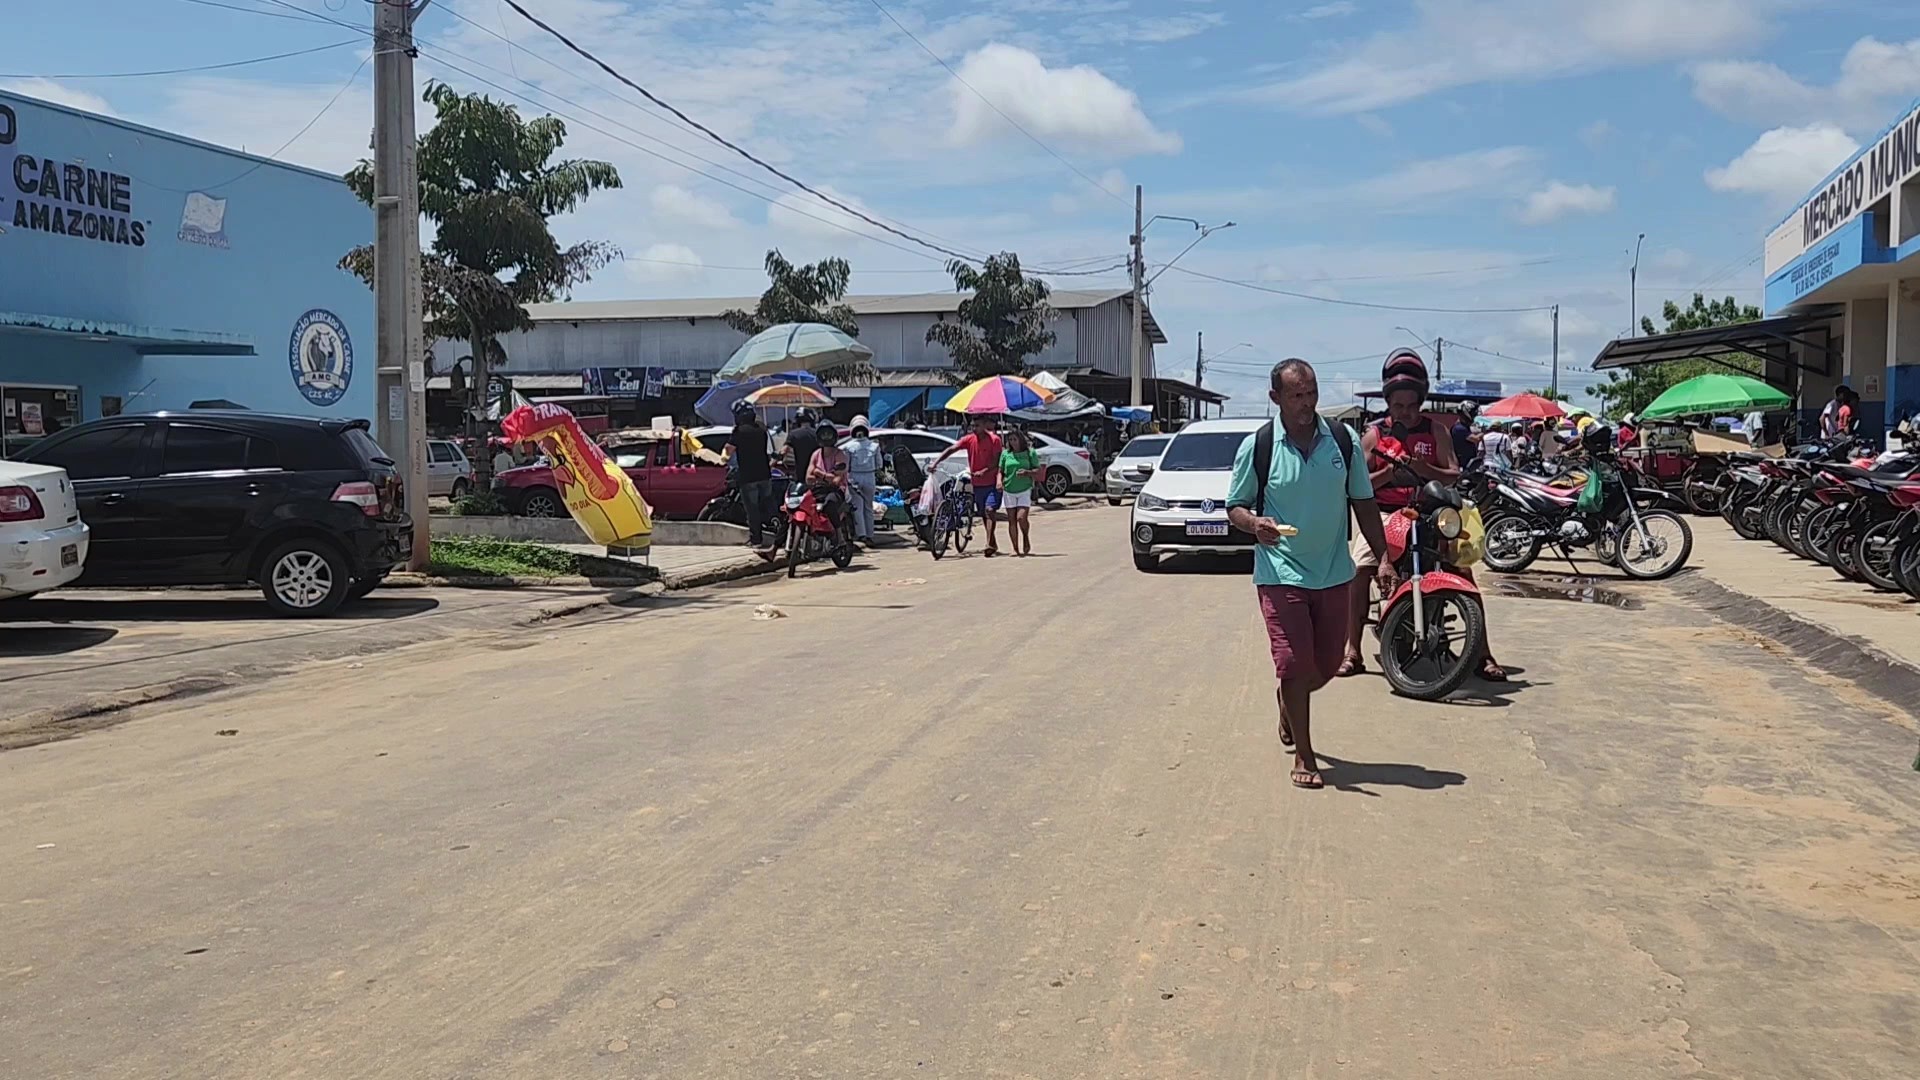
[928,475,976,560]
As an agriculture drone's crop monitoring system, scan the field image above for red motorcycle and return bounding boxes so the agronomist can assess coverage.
[783,482,856,578]
[1375,478,1488,701]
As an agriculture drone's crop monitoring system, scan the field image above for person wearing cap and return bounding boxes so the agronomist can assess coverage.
[1342,349,1508,682]
[844,415,884,546]
[723,398,780,552]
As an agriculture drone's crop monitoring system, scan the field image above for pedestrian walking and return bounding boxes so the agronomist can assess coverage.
[999,428,1042,556]
[1226,359,1393,790]
[844,415,883,545]
[932,414,1005,556]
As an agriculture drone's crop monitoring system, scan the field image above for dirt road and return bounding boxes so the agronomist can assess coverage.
[4,506,1916,1078]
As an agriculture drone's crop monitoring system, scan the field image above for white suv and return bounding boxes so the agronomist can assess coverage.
[1128,418,1265,572]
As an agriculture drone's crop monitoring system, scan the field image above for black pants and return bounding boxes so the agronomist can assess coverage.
[742,479,778,546]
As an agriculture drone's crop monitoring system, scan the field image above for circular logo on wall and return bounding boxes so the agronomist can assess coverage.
[288,309,354,407]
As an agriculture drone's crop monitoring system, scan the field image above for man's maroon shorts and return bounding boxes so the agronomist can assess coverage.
[1256,583,1352,686]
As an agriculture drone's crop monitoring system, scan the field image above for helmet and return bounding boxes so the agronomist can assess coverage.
[850,414,871,435]
[816,423,839,446]
[1381,348,1429,400]
[730,397,756,418]
[794,407,818,426]
[1580,422,1613,456]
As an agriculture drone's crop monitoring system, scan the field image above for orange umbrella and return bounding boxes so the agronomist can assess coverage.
[1481,392,1567,420]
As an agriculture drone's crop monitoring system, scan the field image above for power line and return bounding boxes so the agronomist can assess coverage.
[1165,265,1557,314]
[861,0,1128,208]
[173,0,346,25]
[1439,339,1551,369]
[0,39,362,79]
[494,0,979,264]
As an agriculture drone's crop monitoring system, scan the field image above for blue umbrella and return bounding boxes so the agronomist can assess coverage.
[718,322,873,380]
[694,371,828,426]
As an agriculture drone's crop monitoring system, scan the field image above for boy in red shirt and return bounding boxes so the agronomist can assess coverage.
[933,415,1006,556]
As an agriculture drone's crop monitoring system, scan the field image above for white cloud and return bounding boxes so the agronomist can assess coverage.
[1516,181,1616,225]
[1352,146,1537,206]
[0,78,118,118]
[1705,124,1860,200]
[149,72,374,175]
[1580,120,1615,149]
[1049,167,1129,215]
[767,185,888,241]
[948,43,1181,156]
[1300,2,1358,17]
[1355,113,1394,137]
[649,184,739,229]
[1690,36,1920,132]
[1227,0,1777,114]
[625,243,708,285]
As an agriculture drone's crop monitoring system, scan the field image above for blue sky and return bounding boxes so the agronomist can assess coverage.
[10,0,1920,409]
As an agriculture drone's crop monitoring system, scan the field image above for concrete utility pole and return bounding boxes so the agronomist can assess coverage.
[1433,337,1444,381]
[1194,331,1204,392]
[1130,185,1146,407]
[1630,232,1646,337]
[373,0,431,570]
[1551,305,1561,399]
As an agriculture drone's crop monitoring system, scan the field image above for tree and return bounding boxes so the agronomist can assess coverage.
[1586,293,1764,418]
[340,81,621,475]
[1527,387,1570,402]
[926,252,1058,382]
[719,250,873,382]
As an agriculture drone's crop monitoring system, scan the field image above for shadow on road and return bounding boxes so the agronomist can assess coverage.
[1438,676,1537,708]
[1153,554,1256,575]
[0,626,119,657]
[1316,754,1467,796]
[0,596,442,624]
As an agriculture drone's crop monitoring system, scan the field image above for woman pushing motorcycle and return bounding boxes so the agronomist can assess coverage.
[1341,350,1508,682]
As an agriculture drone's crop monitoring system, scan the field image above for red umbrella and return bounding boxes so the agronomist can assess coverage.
[1481,392,1567,420]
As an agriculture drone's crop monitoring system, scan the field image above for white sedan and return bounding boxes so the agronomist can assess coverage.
[0,459,89,601]
[1105,434,1171,504]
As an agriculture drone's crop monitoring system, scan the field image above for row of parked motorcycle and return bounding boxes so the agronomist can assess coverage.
[1694,425,1920,597]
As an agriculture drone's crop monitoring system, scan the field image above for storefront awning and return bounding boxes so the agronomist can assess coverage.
[0,310,255,356]
[1591,309,1841,379]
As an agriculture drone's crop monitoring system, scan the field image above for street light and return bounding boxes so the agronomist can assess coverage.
[1130,195,1235,406]
[1630,232,1646,337]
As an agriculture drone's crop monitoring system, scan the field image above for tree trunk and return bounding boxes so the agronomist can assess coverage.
[468,318,495,486]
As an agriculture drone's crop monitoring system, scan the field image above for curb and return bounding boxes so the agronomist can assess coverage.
[384,573,654,589]
[659,556,785,590]
[1669,572,1920,717]
[0,676,236,750]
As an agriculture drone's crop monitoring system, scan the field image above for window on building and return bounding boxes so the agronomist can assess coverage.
[30,424,144,480]
[161,425,274,475]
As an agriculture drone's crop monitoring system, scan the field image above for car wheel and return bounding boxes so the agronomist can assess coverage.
[519,488,563,518]
[1042,467,1072,500]
[260,538,350,618]
[1108,497,1122,507]
[450,479,471,500]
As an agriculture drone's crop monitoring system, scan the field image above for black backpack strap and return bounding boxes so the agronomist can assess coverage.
[1251,420,1275,516]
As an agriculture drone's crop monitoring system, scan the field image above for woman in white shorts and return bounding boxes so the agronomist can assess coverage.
[998,429,1042,556]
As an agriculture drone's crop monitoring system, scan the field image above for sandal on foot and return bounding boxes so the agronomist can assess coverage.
[1290,768,1324,790]
[1279,722,1295,749]
[1333,655,1367,678]
[1479,658,1509,682]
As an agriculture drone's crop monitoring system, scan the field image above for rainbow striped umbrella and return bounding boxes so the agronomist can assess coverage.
[742,382,833,411]
[945,375,1054,415]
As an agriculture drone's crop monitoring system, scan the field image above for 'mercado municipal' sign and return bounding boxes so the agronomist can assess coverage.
[1766,100,1920,278]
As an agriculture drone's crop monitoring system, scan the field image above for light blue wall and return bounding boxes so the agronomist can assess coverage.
[0,91,372,420]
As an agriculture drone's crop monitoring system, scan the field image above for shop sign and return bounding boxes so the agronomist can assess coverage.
[289,309,354,407]
[3,104,147,248]
[581,366,673,397]
[177,191,229,249]
[1770,100,1920,275]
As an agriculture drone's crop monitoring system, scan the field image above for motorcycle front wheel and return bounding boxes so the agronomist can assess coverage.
[1378,592,1486,701]
[1852,521,1901,592]
[1616,510,1693,579]
[1803,505,1842,564]
[1481,514,1541,574]
[1724,491,1767,540]
[786,522,806,578]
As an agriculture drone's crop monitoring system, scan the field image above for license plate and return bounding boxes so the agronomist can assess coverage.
[60,544,78,567]
[1185,521,1229,537]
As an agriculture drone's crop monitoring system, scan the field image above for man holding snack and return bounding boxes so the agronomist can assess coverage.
[1227,359,1394,791]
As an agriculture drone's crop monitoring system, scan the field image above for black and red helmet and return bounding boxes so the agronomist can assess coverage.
[1381,348,1429,399]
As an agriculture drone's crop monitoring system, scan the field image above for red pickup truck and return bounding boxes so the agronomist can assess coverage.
[494,430,729,520]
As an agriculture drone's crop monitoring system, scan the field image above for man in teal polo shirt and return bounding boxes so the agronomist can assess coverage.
[1226,359,1394,791]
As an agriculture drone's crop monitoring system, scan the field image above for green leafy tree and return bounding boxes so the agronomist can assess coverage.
[719,250,872,382]
[1587,293,1764,418]
[340,81,621,475]
[1526,387,1570,402]
[926,252,1058,382]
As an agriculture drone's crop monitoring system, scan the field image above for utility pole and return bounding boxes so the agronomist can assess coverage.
[1433,337,1444,381]
[1630,232,1646,337]
[1130,185,1146,408]
[1551,305,1561,399]
[373,0,431,570]
[1194,331,1204,392]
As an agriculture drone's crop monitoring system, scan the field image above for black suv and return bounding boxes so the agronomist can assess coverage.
[15,411,413,617]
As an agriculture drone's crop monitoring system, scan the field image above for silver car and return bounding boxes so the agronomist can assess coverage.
[1105,435,1170,505]
[427,438,476,498]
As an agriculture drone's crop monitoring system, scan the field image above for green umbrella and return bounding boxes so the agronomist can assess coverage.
[1640,374,1791,420]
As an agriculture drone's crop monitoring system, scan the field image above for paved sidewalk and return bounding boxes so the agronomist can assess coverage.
[1683,518,1920,671]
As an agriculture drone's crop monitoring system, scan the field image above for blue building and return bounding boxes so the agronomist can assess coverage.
[0,90,371,458]
[1758,96,1920,440]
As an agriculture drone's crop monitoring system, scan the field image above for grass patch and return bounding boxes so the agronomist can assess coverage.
[427,536,586,578]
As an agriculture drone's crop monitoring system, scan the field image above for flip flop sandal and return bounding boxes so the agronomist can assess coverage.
[1333,655,1367,678]
[1290,768,1324,790]
[1479,659,1510,682]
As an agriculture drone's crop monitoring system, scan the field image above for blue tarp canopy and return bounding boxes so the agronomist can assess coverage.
[923,386,957,412]
[866,386,926,428]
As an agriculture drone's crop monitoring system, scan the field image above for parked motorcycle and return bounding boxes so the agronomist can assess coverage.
[1889,485,1920,598]
[782,482,856,577]
[1479,425,1693,579]
[1373,475,1489,701]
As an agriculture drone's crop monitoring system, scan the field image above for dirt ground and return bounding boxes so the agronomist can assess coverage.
[3,506,1916,1079]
